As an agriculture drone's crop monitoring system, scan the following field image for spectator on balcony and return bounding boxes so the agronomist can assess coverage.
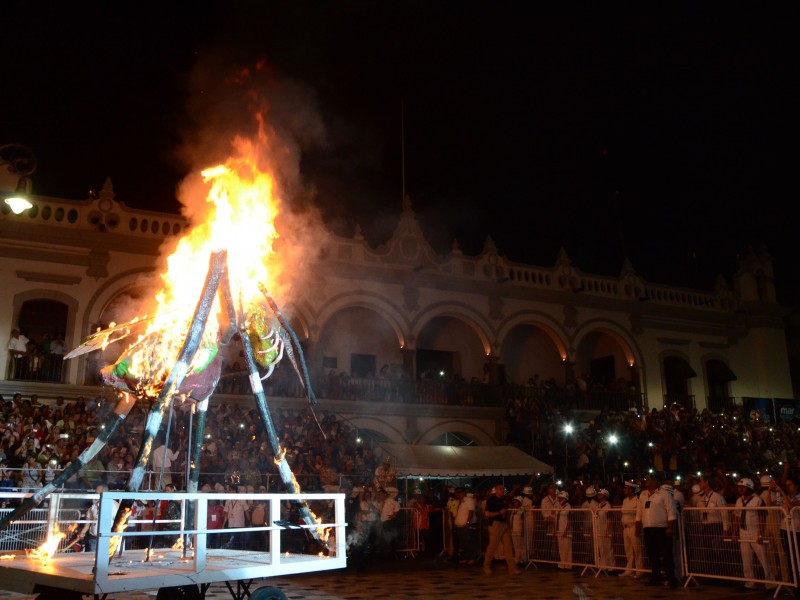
[7,329,29,378]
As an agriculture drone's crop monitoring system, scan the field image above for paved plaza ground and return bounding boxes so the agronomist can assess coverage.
[0,555,789,600]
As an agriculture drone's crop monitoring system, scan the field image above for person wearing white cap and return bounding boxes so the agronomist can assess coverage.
[555,490,573,569]
[578,485,599,564]
[758,474,789,581]
[635,474,679,587]
[595,489,615,572]
[520,485,536,559]
[620,481,643,577]
[689,484,704,507]
[734,478,775,590]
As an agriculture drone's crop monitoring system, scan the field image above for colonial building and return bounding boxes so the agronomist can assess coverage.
[0,171,793,449]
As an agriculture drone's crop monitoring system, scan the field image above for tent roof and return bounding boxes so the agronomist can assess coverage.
[378,443,553,478]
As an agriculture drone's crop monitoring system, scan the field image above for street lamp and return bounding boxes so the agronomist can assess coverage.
[1,144,36,214]
[563,423,573,480]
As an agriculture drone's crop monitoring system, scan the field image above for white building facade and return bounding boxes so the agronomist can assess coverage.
[0,178,793,447]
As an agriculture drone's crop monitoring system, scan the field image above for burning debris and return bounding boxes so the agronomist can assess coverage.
[27,523,67,566]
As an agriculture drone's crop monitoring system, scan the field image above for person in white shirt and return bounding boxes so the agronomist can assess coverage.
[579,485,599,564]
[555,491,573,569]
[620,480,643,577]
[635,474,678,587]
[519,485,536,557]
[7,329,28,356]
[7,329,29,378]
[454,488,479,564]
[151,443,179,485]
[734,478,775,590]
[77,484,119,553]
[595,488,614,570]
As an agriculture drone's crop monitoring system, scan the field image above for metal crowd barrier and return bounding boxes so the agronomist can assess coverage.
[396,507,420,557]
[683,505,796,594]
[501,504,800,596]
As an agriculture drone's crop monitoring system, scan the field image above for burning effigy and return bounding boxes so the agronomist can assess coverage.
[0,135,332,557]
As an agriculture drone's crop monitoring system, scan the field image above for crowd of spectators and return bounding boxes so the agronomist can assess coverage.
[0,385,798,505]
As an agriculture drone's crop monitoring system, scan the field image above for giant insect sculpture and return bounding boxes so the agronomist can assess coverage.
[0,156,331,552]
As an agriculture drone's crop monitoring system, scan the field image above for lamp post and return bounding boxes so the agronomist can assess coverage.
[0,144,36,214]
[563,423,573,480]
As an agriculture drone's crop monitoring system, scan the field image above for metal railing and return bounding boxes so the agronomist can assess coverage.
[491,505,799,594]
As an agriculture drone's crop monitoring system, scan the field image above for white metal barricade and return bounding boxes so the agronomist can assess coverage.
[683,505,793,595]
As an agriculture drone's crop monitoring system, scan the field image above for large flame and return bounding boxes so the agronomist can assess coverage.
[109,138,280,389]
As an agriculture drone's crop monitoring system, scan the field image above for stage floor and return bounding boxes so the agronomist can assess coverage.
[0,547,345,596]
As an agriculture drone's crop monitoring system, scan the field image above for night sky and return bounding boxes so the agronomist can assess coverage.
[3,3,799,306]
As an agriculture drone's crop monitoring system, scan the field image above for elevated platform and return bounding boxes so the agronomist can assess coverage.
[0,490,347,597]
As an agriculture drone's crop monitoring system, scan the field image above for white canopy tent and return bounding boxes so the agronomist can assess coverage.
[378,443,553,479]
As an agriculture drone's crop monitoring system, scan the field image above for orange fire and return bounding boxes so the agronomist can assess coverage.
[108,506,132,558]
[103,138,282,391]
[28,523,66,566]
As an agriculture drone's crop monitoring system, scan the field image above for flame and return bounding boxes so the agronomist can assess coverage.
[0,554,15,560]
[106,139,281,390]
[108,506,132,558]
[28,523,66,565]
[172,535,184,551]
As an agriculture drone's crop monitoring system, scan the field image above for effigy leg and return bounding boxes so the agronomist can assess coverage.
[240,321,326,545]
[110,250,228,538]
[260,285,317,406]
[0,392,136,531]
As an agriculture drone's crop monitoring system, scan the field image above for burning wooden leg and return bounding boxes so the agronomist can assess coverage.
[0,391,136,530]
[240,322,326,546]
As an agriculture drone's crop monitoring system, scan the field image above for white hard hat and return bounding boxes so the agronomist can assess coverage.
[557,490,569,500]
[737,478,755,490]
[585,486,597,497]
[597,488,609,497]
[760,475,773,487]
